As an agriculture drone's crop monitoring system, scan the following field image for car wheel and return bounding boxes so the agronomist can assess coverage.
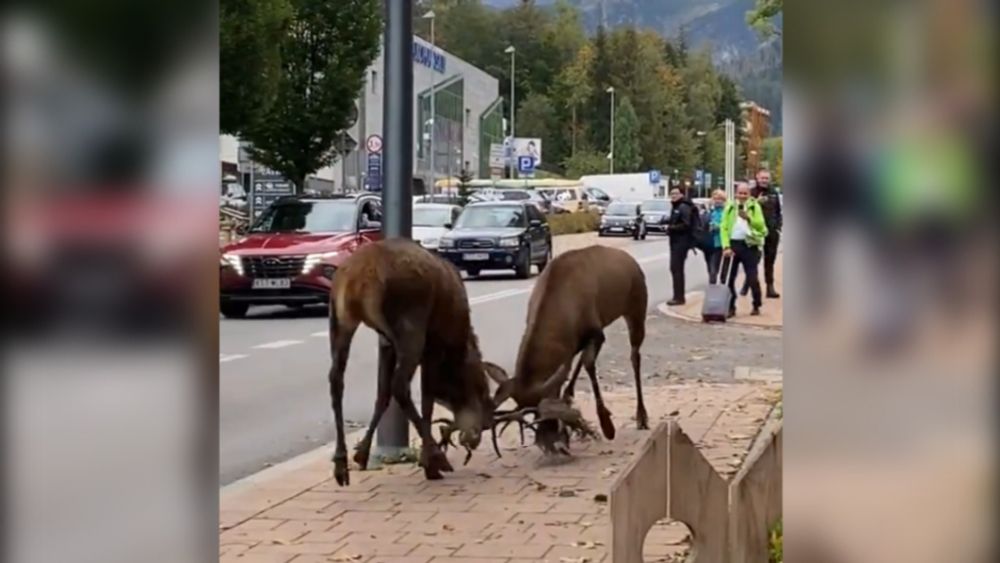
[466,268,481,278]
[598,230,606,237]
[220,302,249,319]
[515,248,532,279]
[538,244,552,272]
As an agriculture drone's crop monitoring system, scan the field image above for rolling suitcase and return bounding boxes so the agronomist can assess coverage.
[701,256,733,323]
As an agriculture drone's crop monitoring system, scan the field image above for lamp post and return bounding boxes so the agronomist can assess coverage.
[504,45,516,178]
[423,10,436,193]
[607,86,615,174]
[695,130,706,197]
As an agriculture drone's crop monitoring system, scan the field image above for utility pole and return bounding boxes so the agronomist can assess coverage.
[505,45,516,179]
[423,10,436,194]
[374,0,413,460]
[607,86,615,174]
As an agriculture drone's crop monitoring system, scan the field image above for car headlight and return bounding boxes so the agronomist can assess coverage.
[600,216,608,224]
[421,238,440,249]
[302,251,339,273]
[627,220,635,226]
[499,236,520,248]
[439,237,455,249]
[221,254,244,276]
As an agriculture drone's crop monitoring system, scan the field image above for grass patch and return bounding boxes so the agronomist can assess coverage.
[769,518,783,563]
[547,211,601,235]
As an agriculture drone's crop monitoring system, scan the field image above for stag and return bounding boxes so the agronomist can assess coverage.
[327,239,507,486]
[492,245,649,453]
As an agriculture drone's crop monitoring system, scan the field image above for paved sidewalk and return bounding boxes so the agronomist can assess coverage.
[220,380,781,563]
[665,253,783,329]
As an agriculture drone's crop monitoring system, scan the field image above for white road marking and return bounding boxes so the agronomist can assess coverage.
[220,354,248,363]
[252,339,304,350]
[311,330,328,338]
[469,287,532,305]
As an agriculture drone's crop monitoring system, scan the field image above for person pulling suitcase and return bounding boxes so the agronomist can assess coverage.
[721,183,768,317]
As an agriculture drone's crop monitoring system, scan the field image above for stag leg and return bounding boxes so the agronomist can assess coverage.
[625,308,649,430]
[329,323,357,487]
[388,329,453,480]
[581,332,616,440]
[562,353,586,400]
[352,336,395,470]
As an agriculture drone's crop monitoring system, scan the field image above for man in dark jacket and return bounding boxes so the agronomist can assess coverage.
[755,170,782,298]
[666,187,696,305]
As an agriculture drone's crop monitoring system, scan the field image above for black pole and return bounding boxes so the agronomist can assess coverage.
[375,0,412,457]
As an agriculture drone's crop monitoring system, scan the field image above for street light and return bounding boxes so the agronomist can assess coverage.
[607,86,615,174]
[695,130,706,197]
[505,45,516,178]
[423,10,437,192]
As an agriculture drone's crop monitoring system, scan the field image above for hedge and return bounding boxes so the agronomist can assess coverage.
[547,211,601,236]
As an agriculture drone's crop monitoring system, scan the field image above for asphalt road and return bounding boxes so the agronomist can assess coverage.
[220,235,712,485]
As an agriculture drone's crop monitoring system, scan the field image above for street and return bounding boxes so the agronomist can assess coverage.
[219,236,712,485]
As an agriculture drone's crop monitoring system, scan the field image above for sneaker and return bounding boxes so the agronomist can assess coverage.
[667,298,686,306]
[751,307,761,316]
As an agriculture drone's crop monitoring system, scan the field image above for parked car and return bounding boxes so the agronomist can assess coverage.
[219,193,383,318]
[641,198,672,235]
[536,186,588,214]
[414,194,463,205]
[584,187,612,214]
[599,201,647,239]
[438,201,552,279]
[413,203,461,251]
[496,189,551,214]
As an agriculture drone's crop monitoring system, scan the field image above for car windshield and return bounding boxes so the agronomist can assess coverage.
[250,201,356,233]
[588,187,610,199]
[456,205,526,229]
[413,207,453,227]
[642,200,670,212]
[542,189,577,201]
[606,202,636,215]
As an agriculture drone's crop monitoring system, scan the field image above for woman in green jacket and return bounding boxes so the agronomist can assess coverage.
[720,184,769,316]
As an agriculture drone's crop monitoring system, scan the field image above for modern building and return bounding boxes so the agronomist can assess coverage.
[740,101,771,177]
[220,36,503,195]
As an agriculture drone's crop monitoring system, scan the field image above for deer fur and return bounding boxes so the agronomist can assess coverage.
[493,245,649,445]
[326,239,506,486]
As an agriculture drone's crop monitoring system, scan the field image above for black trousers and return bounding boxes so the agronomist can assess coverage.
[703,247,723,284]
[728,240,762,310]
[669,242,689,301]
[763,230,781,287]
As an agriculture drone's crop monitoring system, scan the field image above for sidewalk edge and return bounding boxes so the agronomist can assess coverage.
[656,296,782,332]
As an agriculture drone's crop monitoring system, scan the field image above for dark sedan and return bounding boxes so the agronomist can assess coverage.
[599,201,646,239]
[641,198,672,235]
[437,202,552,278]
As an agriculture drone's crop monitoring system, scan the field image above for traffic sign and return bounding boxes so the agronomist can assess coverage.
[366,134,383,154]
[704,173,712,190]
[517,155,535,175]
[695,169,704,184]
[648,170,661,184]
[366,153,383,191]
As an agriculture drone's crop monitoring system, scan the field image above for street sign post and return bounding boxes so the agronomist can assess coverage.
[704,173,712,196]
[366,134,383,154]
[648,170,661,184]
[248,165,294,219]
[366,153,383,191]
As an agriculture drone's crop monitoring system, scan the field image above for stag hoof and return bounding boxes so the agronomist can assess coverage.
[597,406,616,440]
[421,446,453,480]
[333,455,350,487]
[636,409,649,430]
[352,447,370,471]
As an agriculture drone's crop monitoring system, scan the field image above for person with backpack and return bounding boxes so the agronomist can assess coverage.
[699,189,727,284]
[666,187,698,306]
[721,183,769,316]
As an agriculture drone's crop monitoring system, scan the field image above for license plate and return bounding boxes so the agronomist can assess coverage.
[252,278,291,289]
[463,253,489,261]
[610,227,624,232]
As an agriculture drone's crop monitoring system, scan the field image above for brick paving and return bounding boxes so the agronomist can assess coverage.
[220,381,781,562]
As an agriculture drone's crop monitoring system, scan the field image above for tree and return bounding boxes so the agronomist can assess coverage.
[457,166,474,205]
[585,27,615,155]
[241,0,381,191]
[220,0,293,134]
[517,93,560,170]
[613,96,642,173]
[562,149,608,178]
[747,0,782,38]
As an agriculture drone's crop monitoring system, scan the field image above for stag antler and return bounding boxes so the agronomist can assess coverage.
[434,418,476,466]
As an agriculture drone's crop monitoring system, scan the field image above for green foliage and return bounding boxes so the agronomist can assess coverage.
[220,0,293,135]
[748,0,783,38]
[240,0,381,191]
[457,167,474,206]
[547,211,601,235]
[562,149,609,178]
[763,137,783,184]
[769,518,783,562]
[613,96,642,173]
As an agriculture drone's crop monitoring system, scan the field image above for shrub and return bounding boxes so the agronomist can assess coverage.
[769,518,783,563]
[547,211,601,236]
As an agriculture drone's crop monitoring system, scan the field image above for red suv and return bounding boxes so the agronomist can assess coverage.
[219,193,383,318]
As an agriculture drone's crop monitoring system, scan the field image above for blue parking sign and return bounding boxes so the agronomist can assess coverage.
[648,170,661,184]
[517,155,535,174]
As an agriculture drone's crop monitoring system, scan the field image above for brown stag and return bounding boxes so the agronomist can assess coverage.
[492,245,649,453]
[326,239,507,486]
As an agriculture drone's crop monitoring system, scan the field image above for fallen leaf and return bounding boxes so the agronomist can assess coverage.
[271,539,290,545]
[560,557,590,563]
[668,409,680,417]
[558,489,577,498]
[329,555,363,561]
[442,524,455,531]
[477,472,493,479]
[580,521,593,527]
[600,468,617,477]
[572,541,598,549]
[593,493,608,503]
